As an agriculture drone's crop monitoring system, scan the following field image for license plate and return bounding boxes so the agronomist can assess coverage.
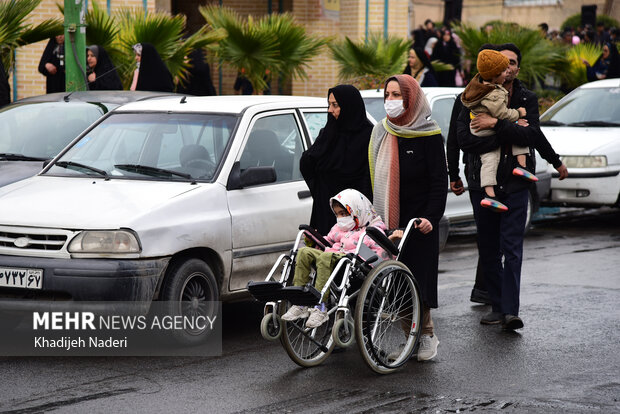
[0,267,43,289]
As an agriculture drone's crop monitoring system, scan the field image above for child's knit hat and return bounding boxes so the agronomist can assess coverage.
[477,49,509,80]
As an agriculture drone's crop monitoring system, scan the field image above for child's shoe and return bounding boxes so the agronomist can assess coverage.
[513,167,538,182]
[305,307,329,328]
[281,305,310,321]
[480,197,508,212]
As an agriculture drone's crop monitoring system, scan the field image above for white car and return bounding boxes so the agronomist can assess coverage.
[540,78,620,207]
[0,95,448,334]
[361,87,551,231]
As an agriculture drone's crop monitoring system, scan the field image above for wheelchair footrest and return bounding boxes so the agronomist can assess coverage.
[279,286,321,307]
[247,281,284,302]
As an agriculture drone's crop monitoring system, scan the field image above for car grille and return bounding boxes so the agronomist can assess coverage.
[0,226,75,258]
[0,230,66,251]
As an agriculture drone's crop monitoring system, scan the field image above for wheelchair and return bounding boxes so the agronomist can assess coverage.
[247,218,423,374]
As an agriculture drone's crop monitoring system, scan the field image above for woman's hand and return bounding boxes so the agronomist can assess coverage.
[88,72,96,83]
[414,218,433,234]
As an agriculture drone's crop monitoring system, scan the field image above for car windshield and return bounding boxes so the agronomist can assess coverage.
[540,87,620,126]
[44,112,238,182]
[0,102,108,160]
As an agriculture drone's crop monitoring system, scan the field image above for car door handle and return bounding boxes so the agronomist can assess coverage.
[298,190,311,199]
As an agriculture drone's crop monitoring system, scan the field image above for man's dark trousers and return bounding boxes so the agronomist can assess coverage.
[470,189,528,316]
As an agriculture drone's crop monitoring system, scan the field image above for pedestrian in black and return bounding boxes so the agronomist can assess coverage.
[300,84,373,235]
[0,59,10,108]
[130,43,174,93]
[431,29,460,87]
[38,35,66,93]
[456,43,568,330]
[86,45,123,90]
[177,49,217,96]
[403,46,438,87]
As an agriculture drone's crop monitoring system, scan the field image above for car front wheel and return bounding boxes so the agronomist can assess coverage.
[160,258,219,345]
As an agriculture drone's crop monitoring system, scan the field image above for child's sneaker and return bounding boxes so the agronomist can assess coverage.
[305,307,329,328]
[480,197,508,212]
[513,167,538,182]
[281,305,310,321]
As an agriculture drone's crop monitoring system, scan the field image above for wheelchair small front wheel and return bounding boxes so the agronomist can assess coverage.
[332,317,355,348]
[260,313,282,341]
[355,260,422,374]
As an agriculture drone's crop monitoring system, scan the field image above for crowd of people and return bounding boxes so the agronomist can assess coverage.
[407,19,620,89]
[36,41,217,96]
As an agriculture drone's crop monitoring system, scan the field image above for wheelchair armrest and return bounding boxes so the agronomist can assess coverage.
[365,226,399,257]
[299,224,332,249]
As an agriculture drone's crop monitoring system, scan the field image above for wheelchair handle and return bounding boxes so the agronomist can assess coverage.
[299,224,332,249]
[365,226,399,257]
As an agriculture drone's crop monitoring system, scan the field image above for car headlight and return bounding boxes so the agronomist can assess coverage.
[68,230,141,254]
[560,155,607,168]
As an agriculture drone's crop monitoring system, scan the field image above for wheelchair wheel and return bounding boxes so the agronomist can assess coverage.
[280,304,336,367]
[260,313,282,341]
[354,260,422,374]
[332,317,355,348]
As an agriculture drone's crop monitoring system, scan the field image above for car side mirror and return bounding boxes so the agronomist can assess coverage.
[227,161,276,190]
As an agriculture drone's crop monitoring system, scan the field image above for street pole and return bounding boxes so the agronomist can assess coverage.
[64,0,88,91]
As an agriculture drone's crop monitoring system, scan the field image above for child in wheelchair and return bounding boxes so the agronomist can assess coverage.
[282,188,401,328]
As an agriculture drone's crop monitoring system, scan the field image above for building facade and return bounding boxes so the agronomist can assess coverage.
[9,0,620,100]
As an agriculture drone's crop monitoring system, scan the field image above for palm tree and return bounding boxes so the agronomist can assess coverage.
[83,2,224,88]
[453,22,566,90]
[329,32,410,89]
[0,0,63,73]
[200,5,326,93]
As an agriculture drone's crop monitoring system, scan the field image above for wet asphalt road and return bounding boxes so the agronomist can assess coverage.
[1,208,619,413]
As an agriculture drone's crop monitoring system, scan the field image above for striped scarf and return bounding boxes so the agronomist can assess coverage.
[369,75,441,229]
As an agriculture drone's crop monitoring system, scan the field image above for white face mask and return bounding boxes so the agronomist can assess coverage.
[337,216,356,231]
[384,99,405,118]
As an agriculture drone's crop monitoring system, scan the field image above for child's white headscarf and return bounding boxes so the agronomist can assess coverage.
[329,188,382,230]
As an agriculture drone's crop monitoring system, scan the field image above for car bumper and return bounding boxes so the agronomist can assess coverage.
[546,169,620,206]
[0,255,169,309]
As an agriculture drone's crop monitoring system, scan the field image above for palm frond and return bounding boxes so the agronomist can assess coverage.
[453,22,566,89]
[257,13,326,82]
[329,32,409,85]
[200,5,280,91]
[561,43,603,90]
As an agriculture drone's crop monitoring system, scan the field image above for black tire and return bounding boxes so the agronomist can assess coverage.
[260,313,282,341]
[354,260,422,374]
[280,302,336,367]
[160,258,219,345]
[332,317,355,348]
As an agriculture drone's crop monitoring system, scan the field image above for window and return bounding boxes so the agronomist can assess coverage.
[302,112,328,143]
[430,97,456,143]
[239,113,303,183]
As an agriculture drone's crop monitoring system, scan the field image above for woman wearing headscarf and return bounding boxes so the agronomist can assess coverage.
[369,75,447,362]
[177,48,217,96]
[403,46,438,87]
[430,29,461,87]
[584,42,620,81]
[300,84,373,235]
[130,43,174,92]
[86,45,122,91]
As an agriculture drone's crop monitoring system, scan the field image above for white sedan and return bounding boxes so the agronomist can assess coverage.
[540,78,620,207]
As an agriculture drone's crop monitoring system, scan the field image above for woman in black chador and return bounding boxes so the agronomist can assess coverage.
[131,43,174,93]
[300,84,373,235]
[86,45,123,90]
[38,35,66,93]
[177,48,217,96]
